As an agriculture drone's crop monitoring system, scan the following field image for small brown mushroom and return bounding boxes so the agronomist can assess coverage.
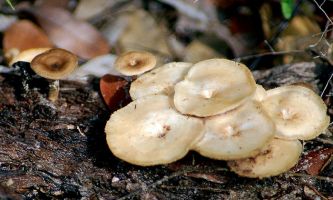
[114,51,157,76]
[31,48,78,101]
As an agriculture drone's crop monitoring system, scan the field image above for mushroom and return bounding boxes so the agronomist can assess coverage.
[193,101,275,160]
[261,85,329,140]
[9,48,51,66]
[105,95,204,166]
[30,48,78,102]
[129,62,192,100]
[173,59,256,117]
[114,51,157,76]
[228,138,302,178]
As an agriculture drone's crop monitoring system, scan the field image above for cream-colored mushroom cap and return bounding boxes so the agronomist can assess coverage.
[105,95,204,166]
[261,85,330,140]
[130,62,192,100]
[9,48,51,66]
[174,59,256,117]
[114,51,157,76]
[31,48,78,80]
[193,101,275,160]
[228,138,302,178]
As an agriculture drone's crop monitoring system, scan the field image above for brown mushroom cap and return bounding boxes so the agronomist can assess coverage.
[105,95,204,166]
[261,85,330,140]
[9,48,51,66]
[173,59,256,117]
[114,51,157,76]
[31,48,78,80]
[193,101,275,160]
[228,138,302,178]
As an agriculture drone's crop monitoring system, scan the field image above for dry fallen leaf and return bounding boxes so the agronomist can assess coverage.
[3,20,53,62]
[292,147,333,175]
[32,6,110,59]
[99,74,129,111]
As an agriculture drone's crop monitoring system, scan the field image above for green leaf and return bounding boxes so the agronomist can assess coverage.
[6,0,15,10]
[281,0,294,19]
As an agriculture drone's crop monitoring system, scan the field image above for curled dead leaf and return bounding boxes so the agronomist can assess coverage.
[99,74,129,111]
[292,147,333,175]
[32,6,110,59]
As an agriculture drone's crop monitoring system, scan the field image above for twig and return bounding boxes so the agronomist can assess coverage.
[312,0,333,25]
[160,185,228,193]
[233,50,305,62]
[320,72,333,97]
[286,172,333,182]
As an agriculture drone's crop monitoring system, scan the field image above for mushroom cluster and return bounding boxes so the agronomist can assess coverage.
[105,52,330,178]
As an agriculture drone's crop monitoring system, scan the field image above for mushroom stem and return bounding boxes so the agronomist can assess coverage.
[48,80,60,102]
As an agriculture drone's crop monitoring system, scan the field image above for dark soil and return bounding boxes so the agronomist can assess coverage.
[0,62,333,199]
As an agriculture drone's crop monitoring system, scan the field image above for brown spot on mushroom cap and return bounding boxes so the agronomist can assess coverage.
[228,138,302,178]
[114,51,156,76]
[31,48,78,80]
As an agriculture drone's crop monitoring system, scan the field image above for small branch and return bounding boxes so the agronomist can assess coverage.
[312,0,333,25]
[320,72,333,97]
[286,172,333,182]
[160,185,228,193]
[233,50,305,62]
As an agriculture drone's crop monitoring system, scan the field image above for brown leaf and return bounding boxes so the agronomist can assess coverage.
[32,6,110,59]
[292,147,333,175]
[99,74,129,111]
[3,20,53,61]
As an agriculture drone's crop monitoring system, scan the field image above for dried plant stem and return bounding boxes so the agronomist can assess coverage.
[234,50,305,62]
[286,172,333,182]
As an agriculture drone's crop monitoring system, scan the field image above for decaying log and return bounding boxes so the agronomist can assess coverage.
[0,62,332,199]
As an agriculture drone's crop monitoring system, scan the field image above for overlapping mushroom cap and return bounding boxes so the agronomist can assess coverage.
[9,48,51,66]
[228,138,302,178]
[130,62,192,100]
[261,85,329,140]
[174,59,256,117]
[193,101,275,160]
[105,95,204,166]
